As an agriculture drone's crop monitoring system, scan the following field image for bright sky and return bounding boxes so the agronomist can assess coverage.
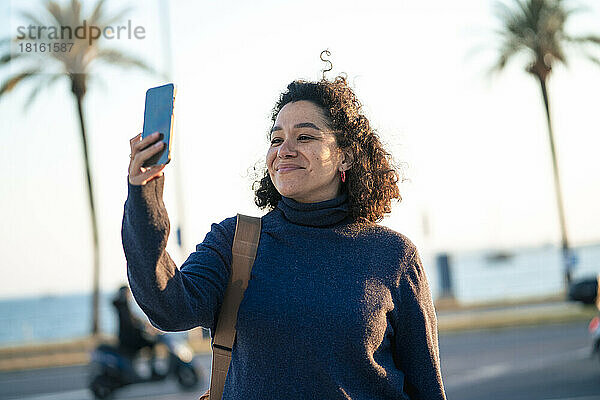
[1,0,599,299]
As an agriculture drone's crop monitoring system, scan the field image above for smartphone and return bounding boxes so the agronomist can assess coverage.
[141,83,176,167]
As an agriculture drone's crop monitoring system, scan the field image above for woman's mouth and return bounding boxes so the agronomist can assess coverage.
[276,164,305,173]
[278,167,302,172]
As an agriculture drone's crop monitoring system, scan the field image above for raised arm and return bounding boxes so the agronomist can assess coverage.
[122,132,235,332]
[121,175,236,332]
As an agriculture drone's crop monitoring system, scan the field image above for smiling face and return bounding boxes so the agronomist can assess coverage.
[267,100,352,203]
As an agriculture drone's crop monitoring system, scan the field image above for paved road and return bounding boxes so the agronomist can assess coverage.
[440,320,600,400]
[1,321,599,399]
[0,355,212,400]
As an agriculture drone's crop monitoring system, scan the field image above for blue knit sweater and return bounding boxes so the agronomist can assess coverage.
[121,175,446,400]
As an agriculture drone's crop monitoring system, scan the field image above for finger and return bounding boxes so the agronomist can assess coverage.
[137,165,166,185]
[140,132,161,147]
[132,132,161,154]
[129,165,161,185]
[130,132,161,152]
[129,133,142,151]
[138,140,164,162]
[129,141,164,176]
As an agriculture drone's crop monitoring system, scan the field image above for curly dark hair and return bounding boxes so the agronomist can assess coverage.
[253,75,403,225]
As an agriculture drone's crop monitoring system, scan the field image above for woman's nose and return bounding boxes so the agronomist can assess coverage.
[277,138,297,158]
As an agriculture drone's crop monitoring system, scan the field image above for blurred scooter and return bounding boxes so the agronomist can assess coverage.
[589,315,600,360]
[589,277,600,363]
[578,275,600,363]
[568,275,600,363]
[88,333,203,399]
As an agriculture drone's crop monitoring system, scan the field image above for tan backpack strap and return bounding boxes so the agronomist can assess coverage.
[209,213,261,400]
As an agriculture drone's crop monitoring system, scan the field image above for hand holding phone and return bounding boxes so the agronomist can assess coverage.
[127,83,176,186]
[128,132,166,185]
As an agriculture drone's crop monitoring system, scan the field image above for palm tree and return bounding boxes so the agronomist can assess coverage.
[490,0,600,289]
[0,0,155,335]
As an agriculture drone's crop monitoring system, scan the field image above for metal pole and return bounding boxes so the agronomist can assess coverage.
[158,0,188,256]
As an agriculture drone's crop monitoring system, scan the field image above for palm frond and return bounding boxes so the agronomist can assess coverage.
[562,3,590,18]
[493,1,517,23]
[0,69,42,97]
[70,0,82,27]
[492,0,537,51]
[547,39,568,66]
[96,6,133,29]
[25,72,64,107]
[88,0,106,26]
[0,51,29,66]
[94,49,155,74]
[561,34,600,69]
[515,0,534,25]
[564,35,600,45]
[46,1,68,28]
[491,35,529,73]
[19,10,47,28]
[585,54,600,66]
[0,35,34,50]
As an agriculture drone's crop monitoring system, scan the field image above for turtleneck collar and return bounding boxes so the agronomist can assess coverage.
[276,191,350,227]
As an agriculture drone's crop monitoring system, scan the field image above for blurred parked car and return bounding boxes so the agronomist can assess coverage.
[568,277,599,305]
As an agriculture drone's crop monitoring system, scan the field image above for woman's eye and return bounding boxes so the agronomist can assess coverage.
[270,135,312,145]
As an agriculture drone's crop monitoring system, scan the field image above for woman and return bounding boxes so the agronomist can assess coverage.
[123,76,447,399]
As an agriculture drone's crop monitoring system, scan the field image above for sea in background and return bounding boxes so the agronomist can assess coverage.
[424,242,600,303]
[0,293,117,348]
[1,243,599,348]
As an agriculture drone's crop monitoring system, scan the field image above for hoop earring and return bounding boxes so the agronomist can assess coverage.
[341,170,346,183]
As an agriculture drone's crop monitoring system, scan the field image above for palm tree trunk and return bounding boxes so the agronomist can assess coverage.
[75,92,101,336]
[537,76,572,289]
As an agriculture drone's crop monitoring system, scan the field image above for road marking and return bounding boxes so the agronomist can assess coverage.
[6,388,91,400]
[445,363,512,388]
[6,387,200,400]
[0,367,88,385]
[445,347,590,390]
[542,397,600,400]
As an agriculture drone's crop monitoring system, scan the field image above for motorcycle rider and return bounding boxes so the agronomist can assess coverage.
[112,285,161,378]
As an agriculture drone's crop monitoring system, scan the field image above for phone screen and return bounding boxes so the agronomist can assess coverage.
[141,83,175,167]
